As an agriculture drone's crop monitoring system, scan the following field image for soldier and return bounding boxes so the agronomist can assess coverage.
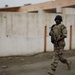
[48,15,71,75]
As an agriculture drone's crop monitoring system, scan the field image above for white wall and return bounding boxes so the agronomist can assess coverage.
[63,8,75,15]
[0,12,75,56]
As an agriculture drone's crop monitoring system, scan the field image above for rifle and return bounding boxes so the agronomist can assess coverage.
[49,27,59,47]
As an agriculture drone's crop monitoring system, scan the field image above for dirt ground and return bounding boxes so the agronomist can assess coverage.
[0,50,75,75]
[0,50,75,66]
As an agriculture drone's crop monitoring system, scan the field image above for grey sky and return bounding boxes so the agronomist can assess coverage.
[0,0,55,8]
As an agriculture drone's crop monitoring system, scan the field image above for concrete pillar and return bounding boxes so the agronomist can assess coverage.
[38,9,45,14]
[56,6,62,14]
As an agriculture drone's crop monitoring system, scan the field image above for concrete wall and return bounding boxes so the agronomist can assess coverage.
[0,12,45,56]
[0,12,75,56]
[63,8,75,15]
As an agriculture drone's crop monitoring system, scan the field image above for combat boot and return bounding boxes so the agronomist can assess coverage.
[48,71,54,75]
[66,61,72,70]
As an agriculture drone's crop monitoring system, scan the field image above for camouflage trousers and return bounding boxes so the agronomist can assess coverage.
[50,46,70,74]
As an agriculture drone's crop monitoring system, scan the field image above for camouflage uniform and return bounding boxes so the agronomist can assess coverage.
[48,24,71,75]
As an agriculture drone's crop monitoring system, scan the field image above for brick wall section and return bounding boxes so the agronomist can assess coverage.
[19,0,75,12]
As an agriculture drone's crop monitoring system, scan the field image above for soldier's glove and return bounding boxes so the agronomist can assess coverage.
[57,35,66,42]
[56,39,60,42]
